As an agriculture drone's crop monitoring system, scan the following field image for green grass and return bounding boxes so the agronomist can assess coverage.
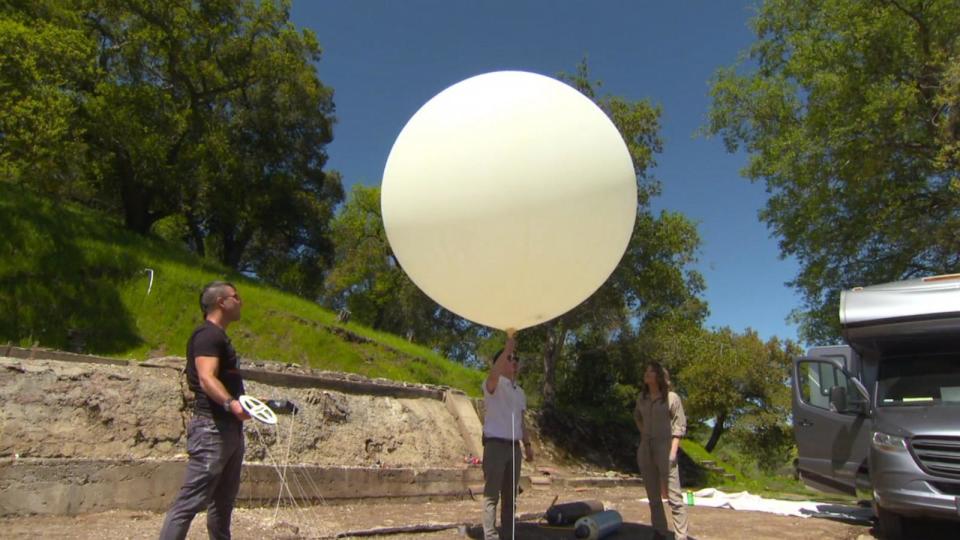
[0,182,485,396]
[680,438,858,503]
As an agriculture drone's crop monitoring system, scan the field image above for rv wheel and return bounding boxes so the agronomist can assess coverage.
[875,504,904,540]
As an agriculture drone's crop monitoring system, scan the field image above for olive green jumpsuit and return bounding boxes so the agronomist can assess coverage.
[635,391,688,540]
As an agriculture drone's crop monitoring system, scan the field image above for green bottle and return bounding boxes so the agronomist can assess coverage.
[685,490,694,506]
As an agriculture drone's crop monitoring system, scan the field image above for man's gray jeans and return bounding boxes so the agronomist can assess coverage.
[482,439,522,540]
[159,416,244,540]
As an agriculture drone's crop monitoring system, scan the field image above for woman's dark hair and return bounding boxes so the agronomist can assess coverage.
[642,361,672,397]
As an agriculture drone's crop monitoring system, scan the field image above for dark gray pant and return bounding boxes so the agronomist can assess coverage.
[482,439,522,540]
[159,416,245,540]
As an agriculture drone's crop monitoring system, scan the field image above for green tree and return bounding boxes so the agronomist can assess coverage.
[325,185,485,361]
[528,61,706,406]
[728,335,802,472]
[0,2,94,195]
[657,326,799,453]
[2,0,342,296]
[707,0,960,343]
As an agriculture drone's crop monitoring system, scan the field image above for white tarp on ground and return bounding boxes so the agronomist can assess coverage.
[642,488,874,524]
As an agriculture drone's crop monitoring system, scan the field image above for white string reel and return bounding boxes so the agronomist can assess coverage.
[239,394,278,425]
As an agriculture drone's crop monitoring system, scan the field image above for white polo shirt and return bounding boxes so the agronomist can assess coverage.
[482,375,526,440]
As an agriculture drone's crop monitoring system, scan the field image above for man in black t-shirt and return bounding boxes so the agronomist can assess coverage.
[160,281,250,540]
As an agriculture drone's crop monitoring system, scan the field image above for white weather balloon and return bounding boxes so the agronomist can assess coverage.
[381,71,636,331]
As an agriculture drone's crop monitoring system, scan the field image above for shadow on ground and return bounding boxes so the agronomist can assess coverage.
[465,521,667,539]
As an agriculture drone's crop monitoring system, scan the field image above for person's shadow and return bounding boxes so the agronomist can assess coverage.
[465,521,678,539]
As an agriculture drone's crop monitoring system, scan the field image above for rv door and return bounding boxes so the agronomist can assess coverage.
[792,357,871,495]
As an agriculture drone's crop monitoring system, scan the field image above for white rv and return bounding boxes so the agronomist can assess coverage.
[792,274,960,538]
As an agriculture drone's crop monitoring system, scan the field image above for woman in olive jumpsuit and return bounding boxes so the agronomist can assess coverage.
[635,362,688,540]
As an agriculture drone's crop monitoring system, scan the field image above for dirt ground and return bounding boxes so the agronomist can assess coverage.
[0,486,886,540]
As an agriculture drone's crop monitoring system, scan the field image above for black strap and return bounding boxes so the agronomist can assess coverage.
[483,436,521,445]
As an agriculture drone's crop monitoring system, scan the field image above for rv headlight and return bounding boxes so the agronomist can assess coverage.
[872,431,907,452]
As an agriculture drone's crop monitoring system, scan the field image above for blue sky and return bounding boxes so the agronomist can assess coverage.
[290,1,806,346]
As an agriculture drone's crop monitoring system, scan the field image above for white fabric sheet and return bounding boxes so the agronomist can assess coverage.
[641,488,873,523]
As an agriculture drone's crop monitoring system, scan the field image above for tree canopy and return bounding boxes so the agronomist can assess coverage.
[0,2,94,195]
[653,326,799,454]
[1,0,342,298]
[529,61,707,406]
[325,185,486,362]
[707,0,960,343]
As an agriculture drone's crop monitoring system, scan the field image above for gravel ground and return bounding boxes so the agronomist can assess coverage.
[0,486,889,540]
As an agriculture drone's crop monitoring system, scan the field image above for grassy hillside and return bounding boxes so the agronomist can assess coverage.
[679,439,857,502]
[0,183,484,395]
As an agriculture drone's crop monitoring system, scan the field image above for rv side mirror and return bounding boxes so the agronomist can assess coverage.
[829,385,848,413]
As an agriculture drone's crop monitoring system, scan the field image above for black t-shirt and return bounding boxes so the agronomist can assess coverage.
[186,321,245,422]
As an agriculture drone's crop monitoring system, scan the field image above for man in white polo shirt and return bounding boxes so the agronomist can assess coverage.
[481,332,534,540]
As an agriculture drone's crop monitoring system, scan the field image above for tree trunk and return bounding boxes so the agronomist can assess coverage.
[121,189,151,234]
[705,411,726,453]
[541,321,566,407]
[185,211,205,257]
[219,225,251,270]
[117,153,155,235]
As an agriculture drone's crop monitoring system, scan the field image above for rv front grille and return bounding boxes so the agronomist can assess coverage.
[910,436,960,478]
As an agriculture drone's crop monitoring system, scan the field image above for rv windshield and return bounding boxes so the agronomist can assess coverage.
[878,354,960,407]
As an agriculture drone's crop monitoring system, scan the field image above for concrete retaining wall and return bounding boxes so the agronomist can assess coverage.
[2,345,450,400]
[0,346,488,516]
[0,458,484,516]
